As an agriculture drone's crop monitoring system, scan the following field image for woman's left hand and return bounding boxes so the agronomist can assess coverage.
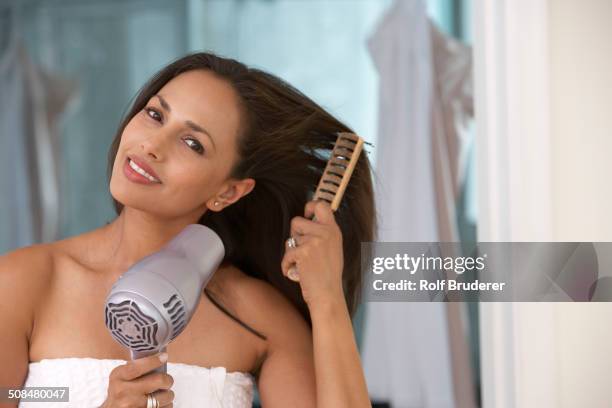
[281,200,345,308]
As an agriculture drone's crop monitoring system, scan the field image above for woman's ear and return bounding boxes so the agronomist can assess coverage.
[239,178,256,197]
[209,178,256,211]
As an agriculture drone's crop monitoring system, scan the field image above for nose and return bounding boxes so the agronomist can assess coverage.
[140,131,169,160]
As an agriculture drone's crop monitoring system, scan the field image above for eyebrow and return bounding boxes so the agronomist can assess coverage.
[154,94,216,152]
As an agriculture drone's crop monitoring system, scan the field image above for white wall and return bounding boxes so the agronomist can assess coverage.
[550,0,612,240]
[474,0,612,406]
[549,0,612,406]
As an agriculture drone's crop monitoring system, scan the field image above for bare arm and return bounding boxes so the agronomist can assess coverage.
[0,246,49,408]
[279,200,372,407]
[309,293,371,408]
[254,278,370,408]
[242,277,317,407]
[240,200,373,407]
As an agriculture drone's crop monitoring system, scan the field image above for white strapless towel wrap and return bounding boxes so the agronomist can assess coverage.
[19,358,255,407]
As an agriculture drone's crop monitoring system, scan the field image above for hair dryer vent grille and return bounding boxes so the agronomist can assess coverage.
[163,294,187,340]
[105,300,159,351]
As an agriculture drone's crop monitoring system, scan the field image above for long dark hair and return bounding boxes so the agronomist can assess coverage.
[107,51,377,325]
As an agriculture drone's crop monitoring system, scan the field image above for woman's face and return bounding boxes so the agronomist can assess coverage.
[110,69,250,220]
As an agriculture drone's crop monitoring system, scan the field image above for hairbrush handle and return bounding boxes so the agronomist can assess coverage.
[286,133,365,282]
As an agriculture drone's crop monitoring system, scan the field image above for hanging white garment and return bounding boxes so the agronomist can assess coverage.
[429,21,477,408]
[429,22,473,242]
[362,0,474,407]
[0,28,78,254]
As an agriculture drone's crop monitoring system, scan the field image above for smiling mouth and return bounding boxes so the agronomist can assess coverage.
[124,157,162,184]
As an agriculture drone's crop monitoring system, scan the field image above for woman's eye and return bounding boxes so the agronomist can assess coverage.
[144,107,204,155]
[144,107,162,122]
[183,138,205,154]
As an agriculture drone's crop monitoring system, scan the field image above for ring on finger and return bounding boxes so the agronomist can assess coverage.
[147,393,159,408]
[287,236,298,248]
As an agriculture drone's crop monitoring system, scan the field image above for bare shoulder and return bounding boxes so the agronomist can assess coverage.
[225,268,317,406]
[223,266,312,346]
[0,243,55,339]
[0,243,55,290]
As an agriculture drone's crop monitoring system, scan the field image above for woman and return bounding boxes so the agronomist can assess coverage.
[0,52,376,407]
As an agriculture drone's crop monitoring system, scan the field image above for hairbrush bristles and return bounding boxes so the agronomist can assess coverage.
[313,132,365,211]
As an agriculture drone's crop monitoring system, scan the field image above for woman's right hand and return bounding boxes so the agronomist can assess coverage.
[101,352,175,408]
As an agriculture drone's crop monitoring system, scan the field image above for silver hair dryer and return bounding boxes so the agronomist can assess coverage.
[104,224,225,373]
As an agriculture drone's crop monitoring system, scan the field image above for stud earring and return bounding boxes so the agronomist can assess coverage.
[214,201,220,206]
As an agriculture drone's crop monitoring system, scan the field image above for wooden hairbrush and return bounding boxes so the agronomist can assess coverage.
[286,132,370,281]
[312,132,365,211]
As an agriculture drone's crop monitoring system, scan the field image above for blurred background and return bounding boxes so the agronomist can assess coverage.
[1,0,611,407]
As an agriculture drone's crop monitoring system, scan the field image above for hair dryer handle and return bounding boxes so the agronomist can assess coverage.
[130,346,167,374]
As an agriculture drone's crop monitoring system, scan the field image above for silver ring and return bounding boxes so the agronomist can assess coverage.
[287,236,298,248]
[146,394,159,408]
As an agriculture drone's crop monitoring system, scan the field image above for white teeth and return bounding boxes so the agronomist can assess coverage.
[129,159,159,182]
